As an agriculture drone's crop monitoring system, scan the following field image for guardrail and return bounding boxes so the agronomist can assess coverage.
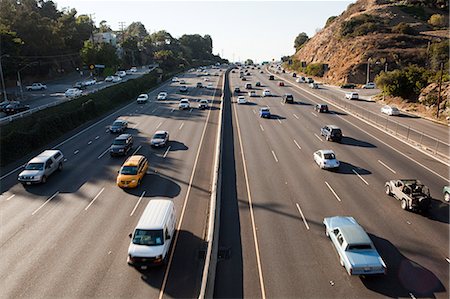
[198,68,229,299]
[267,67,450,162]
[0,67,158,126]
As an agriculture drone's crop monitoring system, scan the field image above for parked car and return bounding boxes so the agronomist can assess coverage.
[65,88,83,98]
[385,179,431,213]
[198,99,209,109]
[178,99,190,110]
[237,96,247,104]
[83,78,96,86]
[179,85,188,93]
[340,83,356,89]
[323,216,387,275]
[110,134,133,156]
[18,150,64,184]
[345,92,359,100]
[278,81,285,87]
[259,107,271,118]
[109,119,128,133]
[313,150,340,169]
[381,105,400,116]
[309,83,319,89]
[73,81,87,90]
[105,76,114,82]
[157,92,167,100]
[26,83,47,91]
[262,89,271,97]
[443,186,450,202]
[179,79,186,84]
[4,102,30,114]
[116,71,126,77]
[283,94,294,104]
[112,76,122,83]
[172,77,179,82]
[315,104,329,113]
[136,94,149,104]
[321,125,342,142]
[116,155,148,188]
[363,82,376,89]
[150,130,169,148]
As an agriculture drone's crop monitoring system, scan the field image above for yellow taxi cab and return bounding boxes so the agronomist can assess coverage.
[117,155,148,188]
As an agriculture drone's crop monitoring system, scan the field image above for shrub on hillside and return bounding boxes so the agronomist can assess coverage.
[340,14,386,37]
[375,65,429,100]
[305,63,325,77]
[325,16,337,28]
[428,14,446,27]
[392,22,416,34]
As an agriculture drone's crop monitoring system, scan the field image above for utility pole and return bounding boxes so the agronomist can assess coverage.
[89,13,96,44]
[119,22,126,43]
[366,58,371,84]
[436,62,443,119]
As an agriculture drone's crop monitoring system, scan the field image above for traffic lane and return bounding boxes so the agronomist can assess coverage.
[0,79,218,298]
[232,81,448,298]
[268,68,449,145]
[230,94,377,298]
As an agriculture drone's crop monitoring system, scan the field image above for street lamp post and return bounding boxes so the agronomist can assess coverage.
[17,62,38,100]
[0,54,10,102]
[366,58,372,84]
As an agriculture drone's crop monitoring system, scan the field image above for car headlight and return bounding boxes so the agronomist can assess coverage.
[119,149,124,152]
[131,180,137,183]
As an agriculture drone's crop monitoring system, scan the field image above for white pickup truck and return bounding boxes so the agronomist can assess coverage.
[26,83,47,91]
[345,92,359,100]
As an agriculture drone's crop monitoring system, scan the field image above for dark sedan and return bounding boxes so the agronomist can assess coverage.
[4,102,30,115]
[109,119,128,133]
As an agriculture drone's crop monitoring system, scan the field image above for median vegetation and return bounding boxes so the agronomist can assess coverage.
[0,70,168,167]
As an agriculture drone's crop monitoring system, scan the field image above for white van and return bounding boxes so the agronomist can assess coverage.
[127,199,176,268]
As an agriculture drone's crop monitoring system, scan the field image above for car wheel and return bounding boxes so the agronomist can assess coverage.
[445,192,450,202]
[326,135,330,141]
[385,185,391,195]
[58,163,63,171]
[401,199,408,210]
[41,176,47,184]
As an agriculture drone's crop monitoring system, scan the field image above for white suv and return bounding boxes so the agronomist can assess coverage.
[345,92,359,100]
[18,150,64,184]
[178,99,190,110]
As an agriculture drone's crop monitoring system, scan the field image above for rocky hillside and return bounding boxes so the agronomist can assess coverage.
[292,0,449,84]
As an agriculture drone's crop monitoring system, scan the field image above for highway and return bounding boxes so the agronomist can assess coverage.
[0,67,223,298]
[270,67,450,158]
[214,67,449,298]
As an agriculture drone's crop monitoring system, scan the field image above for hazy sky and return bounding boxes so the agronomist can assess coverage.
[55,0,353,62]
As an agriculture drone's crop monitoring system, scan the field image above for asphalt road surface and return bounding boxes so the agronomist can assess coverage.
[214,67,449,298]
[0,67,223,298]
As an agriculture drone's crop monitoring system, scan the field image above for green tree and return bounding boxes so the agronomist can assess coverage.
[294,32,309,50]
[245,59,254,65]
[98,20,112,33]
[428,14,446,27]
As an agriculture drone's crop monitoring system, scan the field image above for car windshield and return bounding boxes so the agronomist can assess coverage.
[112,121,123,127]
[25,163,44,170]
[348,244,372,250]
[120,166,138,175]
[132,229,164,246]
[153,133,166,139]
[113,139,126,145]
[324,153,336,160]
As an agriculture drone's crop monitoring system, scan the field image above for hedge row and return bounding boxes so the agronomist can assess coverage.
[0,70,173,167]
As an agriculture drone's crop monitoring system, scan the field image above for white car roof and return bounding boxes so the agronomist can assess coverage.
[180,99,189,102]
[154,130,168,135]
[318,149,335,155]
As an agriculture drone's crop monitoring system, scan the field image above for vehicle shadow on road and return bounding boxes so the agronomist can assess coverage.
[330,111,348,116]
[168,140,189,152]
[336,162,372,175]
[363,234,445,298]
[397,113,420,119]
[340,136,377,148]
[268,114,286,120]
[124,172,181,198]
[293,101,313,106]
[425,199,449,224]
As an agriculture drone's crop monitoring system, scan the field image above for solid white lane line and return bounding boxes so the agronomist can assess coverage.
[132,145,142,155]
[352,169,369,185]
[409,293,416,299]
[132,123,139,129]
[293,139,302,150]
[95,136,99,140]
[130,191,146,216]
[179,122,184,130]
[378,159,397,174]
[233,97,267,299]
[189,108,193,113]
[163,146,171,159]
[252,109,256,114]
[293,114,299,119]
[74,150,79,154]
[280,101,285,106]
[259,124,264,132]
[159,84,217,299]
[311,112,318,117]
[97,147,110,159]
[32,192,59,215]
[88,141,92,145]
[6,194,15,201]
[85,187,105,210]
[171,108,175,113]
[446,258,450,264]
[64,158,68,162]
[277,118,282,124]
[156,122,162,129]
[152,107,158,113]
[325,182,341,202]
[314,134,323,142]
[295,203,310,230]
[271,150,279,163]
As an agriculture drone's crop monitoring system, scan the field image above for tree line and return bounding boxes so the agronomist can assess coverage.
[0,0,226,82]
